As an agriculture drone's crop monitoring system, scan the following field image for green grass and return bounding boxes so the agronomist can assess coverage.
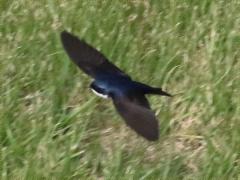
[1,0,240,179]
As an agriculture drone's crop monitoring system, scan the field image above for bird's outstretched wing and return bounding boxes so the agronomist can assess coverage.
[112,95,159,141]
[61,31,129,79]
[130,94,151,109]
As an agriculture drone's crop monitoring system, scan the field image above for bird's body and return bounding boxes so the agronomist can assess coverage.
[91,76,170,99]
[91,76,141,98]
[60,31,171,141]
[91,74,131,97]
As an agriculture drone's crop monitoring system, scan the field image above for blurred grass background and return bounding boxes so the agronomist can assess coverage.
[0,0,240,179]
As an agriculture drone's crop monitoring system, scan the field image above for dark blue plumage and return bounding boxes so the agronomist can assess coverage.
[61,31,171,141]
[91,74,170,99]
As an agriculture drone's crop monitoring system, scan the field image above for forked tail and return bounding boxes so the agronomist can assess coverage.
[148,88,172,97]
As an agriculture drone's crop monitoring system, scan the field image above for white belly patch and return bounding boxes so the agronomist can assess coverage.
[91,88,108,99]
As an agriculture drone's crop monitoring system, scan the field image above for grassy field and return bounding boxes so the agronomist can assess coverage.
[1,0,240,179]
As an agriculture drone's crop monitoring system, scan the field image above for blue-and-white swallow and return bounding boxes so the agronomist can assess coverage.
[60,31,171,141]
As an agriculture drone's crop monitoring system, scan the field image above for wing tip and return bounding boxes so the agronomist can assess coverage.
[61,30,70,37]
[61,30,67,34]
[60,30,74,43]
[60,30,87,49]
[144,129,159,141]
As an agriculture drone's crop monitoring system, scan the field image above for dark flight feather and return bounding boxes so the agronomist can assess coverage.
[113,96,159,141]
[61,31,129,79]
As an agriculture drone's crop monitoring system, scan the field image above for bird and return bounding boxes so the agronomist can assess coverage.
[60,31,171,141]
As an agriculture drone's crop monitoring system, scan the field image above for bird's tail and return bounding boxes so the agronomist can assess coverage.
[148,88,172,97]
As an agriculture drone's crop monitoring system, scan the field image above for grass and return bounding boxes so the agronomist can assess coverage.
[0,0,240,179]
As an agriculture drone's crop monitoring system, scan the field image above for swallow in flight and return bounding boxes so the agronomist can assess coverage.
[60,31,171,141]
